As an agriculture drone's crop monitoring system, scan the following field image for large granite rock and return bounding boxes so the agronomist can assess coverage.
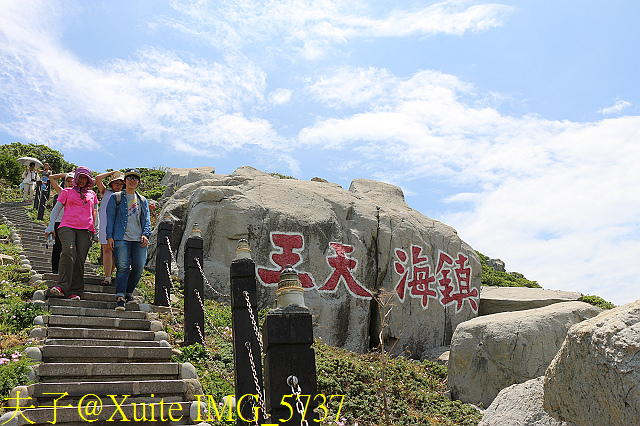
[479,286,583,316]
[543,299,640,426]
[479,377,573,426]
[150,166,481,354]
[448,301,601,408]
[161,167,216,200]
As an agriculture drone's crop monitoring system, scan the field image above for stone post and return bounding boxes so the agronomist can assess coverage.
[231,239,265,425]
[263,266,319,425]
[183,224,204,346]
[154,221,173,307]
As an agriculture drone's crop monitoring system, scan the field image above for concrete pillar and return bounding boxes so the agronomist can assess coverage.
[183,224,204,346]
[231,239,265,425]
[154,221,173,307]
[263,266,319,424]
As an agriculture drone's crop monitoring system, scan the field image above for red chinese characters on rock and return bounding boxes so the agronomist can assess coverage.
[256,232,316,288]
[393,246,478,313]
[317,242,373,299]
[393,245,437,308]
[436,250,478,312]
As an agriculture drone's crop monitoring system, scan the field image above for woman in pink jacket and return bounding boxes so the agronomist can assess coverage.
[49,167,99,300]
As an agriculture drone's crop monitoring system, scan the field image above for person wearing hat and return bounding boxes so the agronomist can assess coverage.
[95,170,125,285]
[45,172,75,274]
[106,168,151,311]
[49,167,99,300]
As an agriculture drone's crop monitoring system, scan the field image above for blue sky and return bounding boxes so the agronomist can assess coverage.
[1,0,639,305]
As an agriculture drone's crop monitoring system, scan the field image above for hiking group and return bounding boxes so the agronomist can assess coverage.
[44,167,151,311]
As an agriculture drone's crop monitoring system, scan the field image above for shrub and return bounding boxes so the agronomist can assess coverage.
[581,294,615,310]
[0,154,22,185]
[0,302,46,333]
[477,251,541,288]
[0,356,36,405]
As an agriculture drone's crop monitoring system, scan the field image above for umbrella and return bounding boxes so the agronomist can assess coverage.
[17,157,43,168]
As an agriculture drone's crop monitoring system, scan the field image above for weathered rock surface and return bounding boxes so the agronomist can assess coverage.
[479,286,583,316]
[479,377,574,426]
[543,299,640,426]
[151,166,481,354]
[161,167,216,200]
[448,301,602,408]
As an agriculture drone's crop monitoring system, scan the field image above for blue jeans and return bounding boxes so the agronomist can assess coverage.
[113,239,147,299]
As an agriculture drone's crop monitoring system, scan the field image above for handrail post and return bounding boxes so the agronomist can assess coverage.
[154,221,173,306]
[263,266,319,424]
[184,224,204,345]
[231,239,264,425]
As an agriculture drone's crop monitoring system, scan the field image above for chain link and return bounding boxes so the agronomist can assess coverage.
[243,291,263,352]
[194,323,234,386]
[195,256,230,298]
[163,286,178,325]
[194,288,233,342]
[288,376,310,426]
[245,341,266,424]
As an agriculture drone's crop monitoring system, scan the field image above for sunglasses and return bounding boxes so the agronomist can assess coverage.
[125,176,140,181]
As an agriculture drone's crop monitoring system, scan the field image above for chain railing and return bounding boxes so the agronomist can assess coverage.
[245,341,266,425]
[288,375,310,426]
[243,291,264,352]
[194,288,233,342]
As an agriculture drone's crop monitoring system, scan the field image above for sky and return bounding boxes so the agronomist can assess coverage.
[1,0,639,306]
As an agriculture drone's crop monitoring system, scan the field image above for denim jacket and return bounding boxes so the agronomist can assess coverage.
[105,191,151,241]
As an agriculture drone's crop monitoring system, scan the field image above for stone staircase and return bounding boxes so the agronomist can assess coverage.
[0,203,203,426]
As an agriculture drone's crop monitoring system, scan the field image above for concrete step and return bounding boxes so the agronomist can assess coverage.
[46,281,117,294]
[42,345,173,363]
[29,379,189,399]
[47,298,143,311]
[44,273,104,285]
[17,401,191,425]
[46,327,156,341]
[35,362,180,382]
[43,315,152,331]
[48,305,147,320]
[44,338,163,347]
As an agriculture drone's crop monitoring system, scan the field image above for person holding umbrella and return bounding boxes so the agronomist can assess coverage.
[20,162,39,202]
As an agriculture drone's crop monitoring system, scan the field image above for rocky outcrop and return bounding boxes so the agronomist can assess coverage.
[479,377,574,426]
[479,286,583,316]
[448,301,602,408]
[485,258,505,272]
[543,299,640,426]
[150,166,481,354]
[160,167,216,200]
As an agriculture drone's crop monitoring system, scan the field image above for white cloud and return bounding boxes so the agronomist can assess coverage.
[164,0,513,59]
[0,1,284,154]
[599,99,632,115]
[299,66,640,306]
[268,88,292,106]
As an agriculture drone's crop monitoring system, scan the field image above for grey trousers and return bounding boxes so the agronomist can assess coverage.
[57,226,92,297]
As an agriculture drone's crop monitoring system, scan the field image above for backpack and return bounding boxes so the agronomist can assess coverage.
[114,191,146,208]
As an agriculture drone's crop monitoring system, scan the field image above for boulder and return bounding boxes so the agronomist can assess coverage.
[479,377,574,426]
[150,166,481,354]
[485,258,505,272]
[479,286,583,316]
[543,299,640,425]
[161,167,216,200]
[448,301,601,408]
